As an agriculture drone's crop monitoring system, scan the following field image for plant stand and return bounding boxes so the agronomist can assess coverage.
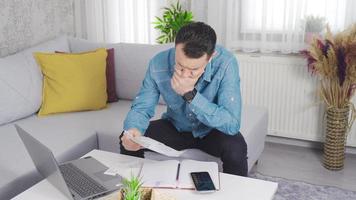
[110,188,176,200]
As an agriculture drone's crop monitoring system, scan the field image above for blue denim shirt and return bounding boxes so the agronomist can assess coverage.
[123,45,242,138]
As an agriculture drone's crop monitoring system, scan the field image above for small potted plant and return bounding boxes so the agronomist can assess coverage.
[302,15,326,44]
[118,175,150,200]
[116,175,176,200]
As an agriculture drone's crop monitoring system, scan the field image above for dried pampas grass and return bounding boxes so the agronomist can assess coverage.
[301,24,356,108]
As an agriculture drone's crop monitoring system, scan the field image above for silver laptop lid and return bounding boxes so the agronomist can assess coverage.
[15,125,74,200]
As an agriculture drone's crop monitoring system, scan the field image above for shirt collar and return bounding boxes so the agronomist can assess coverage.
[202,46,220,82]
[202,61,212,82]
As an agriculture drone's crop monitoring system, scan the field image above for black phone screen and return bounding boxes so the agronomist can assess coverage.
[190,172,216,192]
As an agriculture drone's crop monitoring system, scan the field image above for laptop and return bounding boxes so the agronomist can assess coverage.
[15,125,122,200]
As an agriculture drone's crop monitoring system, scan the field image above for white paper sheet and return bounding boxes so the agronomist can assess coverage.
[124,131,186,157]
[140,160,180,188]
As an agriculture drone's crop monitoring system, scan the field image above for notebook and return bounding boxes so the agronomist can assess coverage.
[139,160,220,190]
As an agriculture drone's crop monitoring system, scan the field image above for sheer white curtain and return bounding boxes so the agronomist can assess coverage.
[191,0,356,54]
[74,0,169,43]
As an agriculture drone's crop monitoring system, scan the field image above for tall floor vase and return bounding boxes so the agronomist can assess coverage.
[323,105,353,170]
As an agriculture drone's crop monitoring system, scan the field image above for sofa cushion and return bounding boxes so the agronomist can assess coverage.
[35,49,108,115]
[110,43,173,101]
[0,53,37,124]
[87,100,167,153]
[0,113,98,199]
[0,36,70,125]
[105,48,119,102]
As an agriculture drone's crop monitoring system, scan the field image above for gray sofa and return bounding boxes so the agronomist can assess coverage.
[0,37,268,199]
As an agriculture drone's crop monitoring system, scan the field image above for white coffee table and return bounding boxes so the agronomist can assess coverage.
[12,150,278,200]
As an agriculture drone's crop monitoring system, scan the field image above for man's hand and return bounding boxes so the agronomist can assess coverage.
[171,66,203,96]
[121,128,142,151]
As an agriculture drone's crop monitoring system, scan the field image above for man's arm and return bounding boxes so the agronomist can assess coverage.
[123,60,160,134]
[189,58,242,135]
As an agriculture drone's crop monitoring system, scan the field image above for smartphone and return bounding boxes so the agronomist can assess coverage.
[190,172,216,193]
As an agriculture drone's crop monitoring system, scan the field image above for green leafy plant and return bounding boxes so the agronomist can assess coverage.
[153,1,194,44]
[303,15,326,33]
[122,175,143,200]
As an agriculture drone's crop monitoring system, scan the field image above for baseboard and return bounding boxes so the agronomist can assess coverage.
[265,135,356,155]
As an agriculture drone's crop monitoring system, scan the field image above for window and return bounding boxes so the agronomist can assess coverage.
[191,0,356,54]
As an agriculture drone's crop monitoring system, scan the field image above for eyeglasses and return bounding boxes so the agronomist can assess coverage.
[175,64,203,76]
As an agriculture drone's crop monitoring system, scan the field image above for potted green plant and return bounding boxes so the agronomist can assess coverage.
[153,1,193,44]
[121,175,143,200]
[303,15,326,44]
[116,175,175,200]
[301,24,356,170]
[304,15,326,33]
[118,175,154,200]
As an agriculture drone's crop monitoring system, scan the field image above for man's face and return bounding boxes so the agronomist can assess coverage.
[175,43,210,79]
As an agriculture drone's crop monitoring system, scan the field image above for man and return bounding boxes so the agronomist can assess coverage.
[120,22,247,176]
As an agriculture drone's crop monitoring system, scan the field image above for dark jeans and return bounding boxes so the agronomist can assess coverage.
[119,119,248,176]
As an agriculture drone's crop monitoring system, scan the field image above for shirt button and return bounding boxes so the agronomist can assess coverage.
[189,113,192,117]
[192,109,195,112]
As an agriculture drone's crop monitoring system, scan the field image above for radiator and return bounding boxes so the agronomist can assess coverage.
[236,53,356,147]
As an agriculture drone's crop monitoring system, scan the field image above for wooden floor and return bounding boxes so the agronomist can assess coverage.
[251,142,356,191]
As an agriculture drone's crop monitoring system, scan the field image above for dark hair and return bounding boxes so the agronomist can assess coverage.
[175,22,217,58]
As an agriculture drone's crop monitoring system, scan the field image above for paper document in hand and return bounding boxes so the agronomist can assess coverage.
[125,132,185,157]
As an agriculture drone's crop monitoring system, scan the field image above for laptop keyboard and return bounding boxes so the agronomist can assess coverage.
[59,163,107,198]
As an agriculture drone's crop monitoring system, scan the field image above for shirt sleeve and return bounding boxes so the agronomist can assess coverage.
[188,57,242,135]
[123,60,160,134]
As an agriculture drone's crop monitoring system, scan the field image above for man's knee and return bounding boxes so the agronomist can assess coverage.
[219,133,248,176]
[222,134,247,162]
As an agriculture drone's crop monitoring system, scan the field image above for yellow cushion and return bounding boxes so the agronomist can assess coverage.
[35,48,108,116]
